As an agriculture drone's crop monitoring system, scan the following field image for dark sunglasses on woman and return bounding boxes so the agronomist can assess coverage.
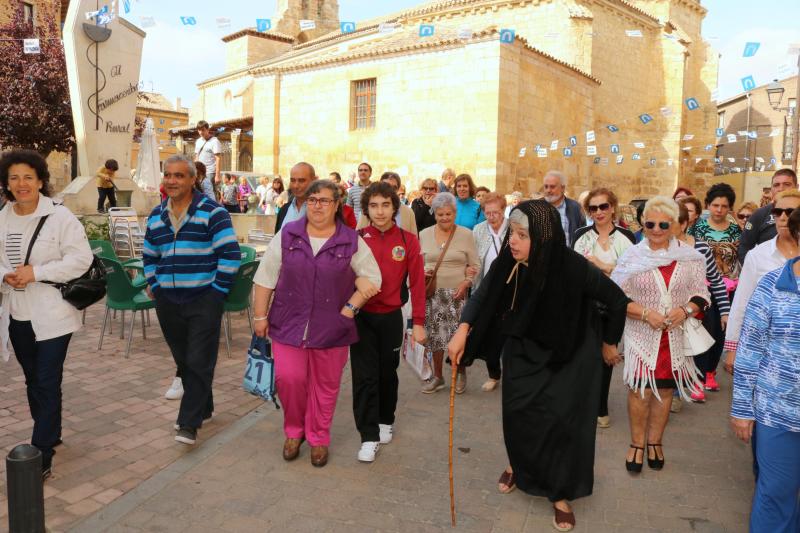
[771,207,795,218]
[644,221,671,230]
[737,213,751,220]
[587,203,610,213]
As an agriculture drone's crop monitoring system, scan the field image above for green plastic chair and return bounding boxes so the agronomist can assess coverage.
[221,260,260,358]
[89,239,145,285]
[98,257,157,358]
[239,244,257,263]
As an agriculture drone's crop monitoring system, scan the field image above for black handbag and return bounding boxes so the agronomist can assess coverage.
[25,215,107,310]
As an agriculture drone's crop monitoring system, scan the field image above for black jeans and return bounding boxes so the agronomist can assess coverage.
[155,290,223,429]
[97,187,117,211]
[9,319,72,469]
[350,309,404,443]
[598,362,613,417]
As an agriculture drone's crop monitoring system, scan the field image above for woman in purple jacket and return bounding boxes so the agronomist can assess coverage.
[253,179,381,467]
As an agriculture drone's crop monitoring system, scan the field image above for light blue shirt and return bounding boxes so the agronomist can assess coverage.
[732,257,800,432]
[282,199,307,230]
[555,198,569,240]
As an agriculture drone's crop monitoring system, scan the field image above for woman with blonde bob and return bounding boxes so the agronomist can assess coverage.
[612,196,710,474]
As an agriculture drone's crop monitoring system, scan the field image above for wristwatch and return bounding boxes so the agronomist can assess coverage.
[344,303,360,315]
[683,305,695,318]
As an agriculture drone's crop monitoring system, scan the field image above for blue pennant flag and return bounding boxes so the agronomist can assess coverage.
[499,29,515,44]
[743,42,760,58]
[610,144,620,154]
[569,136,578,146]
[741,75,756,92]
[715,128,724,137]
[639,114,653,125]
[256,19,271,32]
[632,153,641,160]
[607,125,619,133]
[685,98,700,111]
[123,0,131,14]
[563,147,573,157]
[593,157,601,164]
[419,24,435,37]
[650,158,657,166]
[181,16,197,26]
[341,21,356,34]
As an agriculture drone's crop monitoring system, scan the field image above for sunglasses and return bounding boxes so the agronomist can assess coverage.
[737,213,751,220]
[771,207,795,218]
[422,186,437,192]
[587,202,611,213]
[644,221,671,230]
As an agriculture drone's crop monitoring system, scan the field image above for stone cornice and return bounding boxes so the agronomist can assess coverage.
[221,28,295,43]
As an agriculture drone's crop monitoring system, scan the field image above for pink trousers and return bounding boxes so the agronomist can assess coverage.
[273,341,349,447]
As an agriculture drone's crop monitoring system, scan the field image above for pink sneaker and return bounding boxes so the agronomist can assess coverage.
[690,389,706,403]
[704,372,720,392]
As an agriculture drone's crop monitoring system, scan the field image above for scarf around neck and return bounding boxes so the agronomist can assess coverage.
[611,237,704,286]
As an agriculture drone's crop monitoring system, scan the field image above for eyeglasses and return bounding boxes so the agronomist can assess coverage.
[358,168,370,173]
[644,221,671,230]
[737,213,751,220]
[587,203,611,213]
[484,211,502,217]
[771,207,795,218]
[307,197,335,207]
[421,186,437,192]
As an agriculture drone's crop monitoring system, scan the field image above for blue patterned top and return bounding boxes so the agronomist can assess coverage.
[731,257,800,432]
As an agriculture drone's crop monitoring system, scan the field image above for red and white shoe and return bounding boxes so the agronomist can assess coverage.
[690,388,706,403]
[704,371,720,392]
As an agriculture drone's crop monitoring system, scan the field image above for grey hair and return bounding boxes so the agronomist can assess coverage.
[643,195,680,224]
[431,192,457,212]
[164,154,197,178]
[509,208,529,230]
[543,170,567,187]
[306,179,341,203]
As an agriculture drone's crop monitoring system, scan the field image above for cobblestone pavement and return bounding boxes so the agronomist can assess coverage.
[0,305,261,532]
[64,325,753,532]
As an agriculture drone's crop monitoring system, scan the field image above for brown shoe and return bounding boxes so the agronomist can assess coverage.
[283,437,304,461]
[310,445,329,467]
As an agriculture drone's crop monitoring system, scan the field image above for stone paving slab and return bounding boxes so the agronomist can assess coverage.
[0,305,261,532]
[70,352,754,532]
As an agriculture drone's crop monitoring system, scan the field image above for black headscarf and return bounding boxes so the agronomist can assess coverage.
[465,199,589,364]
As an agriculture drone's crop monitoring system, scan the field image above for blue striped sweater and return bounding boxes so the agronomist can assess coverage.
[143,192,241,304]
[731,257,800,432]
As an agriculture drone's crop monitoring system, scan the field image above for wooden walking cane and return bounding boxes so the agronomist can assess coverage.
[448,363,458,527]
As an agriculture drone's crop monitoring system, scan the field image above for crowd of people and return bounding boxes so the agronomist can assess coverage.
[1,139,799,532]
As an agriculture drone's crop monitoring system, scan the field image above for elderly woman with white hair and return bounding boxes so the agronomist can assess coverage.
[612,196,710,474]
[419,192,480,394]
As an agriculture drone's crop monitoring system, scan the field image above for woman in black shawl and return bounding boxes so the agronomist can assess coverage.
[449,200,629,531]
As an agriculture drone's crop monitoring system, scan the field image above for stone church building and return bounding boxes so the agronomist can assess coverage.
[177,0,718,200]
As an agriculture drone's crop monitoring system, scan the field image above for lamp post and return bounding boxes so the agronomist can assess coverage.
[765,62,800,173]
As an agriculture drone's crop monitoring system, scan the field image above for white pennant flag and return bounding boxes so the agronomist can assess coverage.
[683,134,694,141]
[23,39,40,54]
[695,158,702,164]
[660,106,672,117]
[537,148,548,158]
[518,147,527,157]
[550,140,558,151]
[587,145,597,156]
[667,159,674,166]
[728,157,735,163]
[727,134,737,143]
[586,130,595,143]
[634,142,645,148]
[457,28,472,40]
[300,20,316,31]
[378,22,397,34]
[625,30,643,38]
[756,156,765,163]
[216,17,231,29]
[769,128,781,137]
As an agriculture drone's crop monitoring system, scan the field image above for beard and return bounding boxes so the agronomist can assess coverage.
[544,194,561,204]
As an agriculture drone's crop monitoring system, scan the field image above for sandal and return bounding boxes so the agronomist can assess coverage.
[497,468,516,494]
[552,503,575,532]
[283,437,305,461]
[647,443,665,470]
[625,444,644,473]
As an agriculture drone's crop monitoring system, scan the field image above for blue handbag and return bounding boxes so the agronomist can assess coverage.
[243,334,279,408]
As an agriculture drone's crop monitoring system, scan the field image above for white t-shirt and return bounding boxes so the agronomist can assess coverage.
[194,136,222,174]
[3,209,38,320]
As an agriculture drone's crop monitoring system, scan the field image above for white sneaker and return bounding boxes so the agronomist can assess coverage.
[165,377,184,400]
[357,441,380,463]
[379,424,393,444]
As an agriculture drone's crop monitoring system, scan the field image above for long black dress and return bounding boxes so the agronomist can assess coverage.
[460,247,628,502]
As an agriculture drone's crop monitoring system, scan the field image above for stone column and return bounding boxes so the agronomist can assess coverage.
[230,130,241,172]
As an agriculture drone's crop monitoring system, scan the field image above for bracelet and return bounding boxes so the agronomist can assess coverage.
[253,316,268,321]
[641,308,649,322]
[681,307,689,320]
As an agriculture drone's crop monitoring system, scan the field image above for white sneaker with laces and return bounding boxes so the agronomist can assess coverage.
[357,441,380,463]
[165,377,184,400]
[379,424,393,444]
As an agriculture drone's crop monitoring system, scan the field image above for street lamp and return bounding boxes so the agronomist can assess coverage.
[766,80,785,109]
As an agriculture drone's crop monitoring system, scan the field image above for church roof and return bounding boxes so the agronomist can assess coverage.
[221,28,295,43]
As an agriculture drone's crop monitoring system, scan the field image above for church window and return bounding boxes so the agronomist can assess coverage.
[22,2,34,25]
[350,78,377,130]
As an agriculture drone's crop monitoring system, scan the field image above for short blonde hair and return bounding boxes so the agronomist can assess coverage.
[775,190,800,201]
[482,192,507,209]
[643,196,679,224]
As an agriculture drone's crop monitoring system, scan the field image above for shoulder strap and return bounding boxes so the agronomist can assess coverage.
[431,227,456,280]
[24,215,49,265]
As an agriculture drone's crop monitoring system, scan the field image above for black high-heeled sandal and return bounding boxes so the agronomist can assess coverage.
[625,444,644,473]
[647,443,665,470]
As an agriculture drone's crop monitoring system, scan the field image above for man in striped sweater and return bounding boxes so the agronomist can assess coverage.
[143,154,241,445]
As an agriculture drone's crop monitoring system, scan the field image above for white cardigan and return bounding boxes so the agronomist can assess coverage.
[0,196,93,360]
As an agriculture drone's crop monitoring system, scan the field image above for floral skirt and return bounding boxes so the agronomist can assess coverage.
[425,288,465,353]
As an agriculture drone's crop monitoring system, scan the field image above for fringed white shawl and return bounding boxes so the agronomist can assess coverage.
[613,239,710,401]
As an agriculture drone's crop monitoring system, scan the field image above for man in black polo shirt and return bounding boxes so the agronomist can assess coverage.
[738,169,798,260]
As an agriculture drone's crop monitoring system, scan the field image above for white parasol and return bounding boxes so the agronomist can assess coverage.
[135,117,161,192]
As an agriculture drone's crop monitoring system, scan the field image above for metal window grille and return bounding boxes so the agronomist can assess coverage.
[350,79,376,130]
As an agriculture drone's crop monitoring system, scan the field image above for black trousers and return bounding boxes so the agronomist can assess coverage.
[350,309,404,443]
[97,187,117,211]
[155,291,223,429]
[598,363,613,417]
[694,299,724,380]
[9,319,72,469]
